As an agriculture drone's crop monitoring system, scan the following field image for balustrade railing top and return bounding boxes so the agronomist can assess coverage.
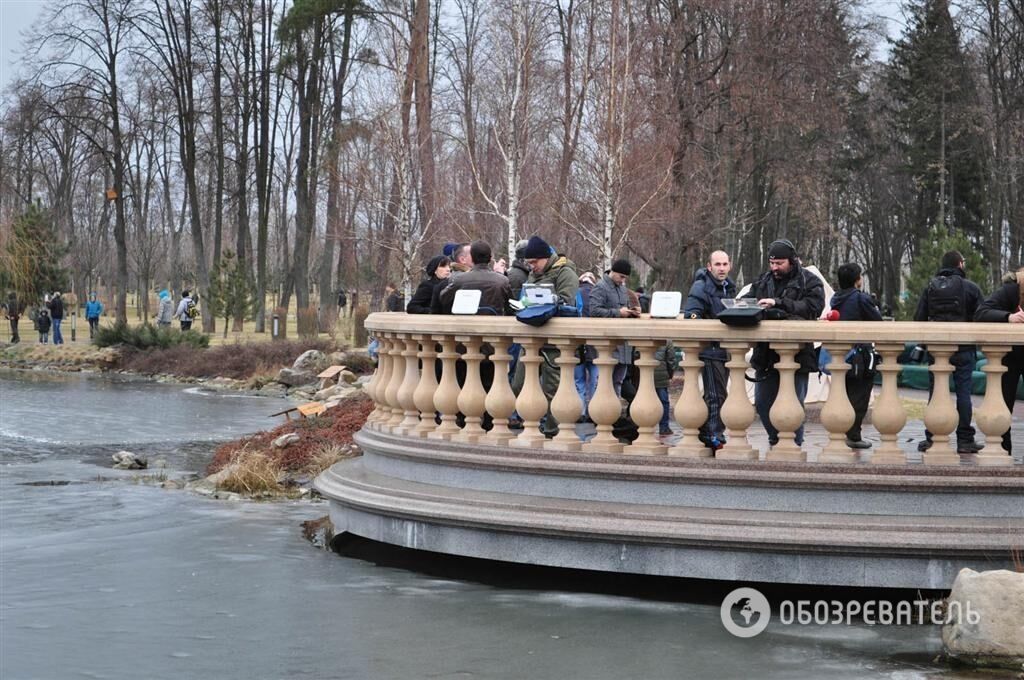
[363,313,1022,467]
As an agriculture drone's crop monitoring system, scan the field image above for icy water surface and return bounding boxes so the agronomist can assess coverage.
[0,371,1000,679]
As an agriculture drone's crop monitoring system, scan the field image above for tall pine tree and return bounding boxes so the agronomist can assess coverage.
[0,205,69,309]
[886,0,987,250]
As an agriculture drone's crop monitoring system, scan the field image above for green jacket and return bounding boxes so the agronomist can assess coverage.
[526,255,579,305]
[654,341,678,389]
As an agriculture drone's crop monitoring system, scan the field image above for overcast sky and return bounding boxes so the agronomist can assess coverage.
[0,0,907,98]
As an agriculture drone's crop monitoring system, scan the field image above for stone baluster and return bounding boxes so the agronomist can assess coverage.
[818,343,857,464]
[668,342,710,457]
[716,342,757,460]
[384,333,407,429]
[412,335,439,436]
[368,335,393,429]
[628,340,667,455]
[765,343,805,462]
[428,336,462,440]
[870,343,908,464]
[483,338,517,445]
[395,336,422,435]
[975,345,1014,466]
[509,338,549,449]
[922,346,960,465]
[581,340,623,454]
[452,336,487,443]
[545,338,583,452]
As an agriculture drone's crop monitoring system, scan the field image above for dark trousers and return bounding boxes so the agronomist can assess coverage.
[9,319,19,343]
[924,348,976,445]
[180,319,192,331]
[699,358,729,440]
[88,317,99,337]
[1001,355,1023,453]
[845,373,874,441]
[755,370,809,446]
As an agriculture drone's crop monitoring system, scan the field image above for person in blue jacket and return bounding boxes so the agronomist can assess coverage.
[830,263,882,449]
[683,250,735,450]
[85,292,104,338]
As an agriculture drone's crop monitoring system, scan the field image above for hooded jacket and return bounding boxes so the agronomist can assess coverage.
[914,267,982,323]
[36,310,51,333]
[507,260,530,300]
[830,287,882,323]
[684,268,735,319]
[85,297,103,319]
[48,295,64,320]
[156,291,173,323]
[526,255,578,305]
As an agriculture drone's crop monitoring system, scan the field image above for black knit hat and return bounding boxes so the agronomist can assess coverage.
[522,236,552,259]
[767,239,797,261]
[611,259,632,276]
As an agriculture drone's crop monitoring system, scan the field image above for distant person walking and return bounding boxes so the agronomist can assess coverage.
[174,290,197,331]
[85,292,104,338]
[5,292,20,344]
[47,292,65,345]
[36,308,51,344]
[155,290,173,328]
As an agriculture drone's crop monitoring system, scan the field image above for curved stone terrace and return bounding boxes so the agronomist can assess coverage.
[317,314,1024,589]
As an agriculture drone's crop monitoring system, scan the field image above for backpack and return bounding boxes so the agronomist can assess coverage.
[185,300,200,319]
[925,274,965,322]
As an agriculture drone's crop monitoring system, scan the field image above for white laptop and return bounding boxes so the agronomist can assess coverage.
[649,291,682,318]
[451,289,482,315]
[522,283,556,306]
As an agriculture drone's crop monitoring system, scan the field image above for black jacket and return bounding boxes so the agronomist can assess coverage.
[406,277,445,314]
[975,276,1024,362]
[743,264,825,373]
[830,288,882,322]
[48,297,64,320]
[684,268,735,319]
[507,260,530,300]
[914,268,982,323]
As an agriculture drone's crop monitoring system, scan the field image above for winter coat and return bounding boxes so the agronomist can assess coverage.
[684,268,735,319]
[36,312,51,334]
[526,255,579,305]
[975,273,1024,363]
[507,260,530,300]
[85,299,103,320]
[654,341,678,389]
[174,296,193,319]
[914,268,982,323]
[830,288,882,323]
[742,264,825,373]
[589,273,633,363]
[385,291,404,312]
[577,281,594,317]
[439,264,512,315]
[407,276,446,314]
[156,296,173,324]
[48,297,64,320]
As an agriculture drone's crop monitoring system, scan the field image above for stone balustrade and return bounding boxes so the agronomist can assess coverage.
[364,314,1022,466]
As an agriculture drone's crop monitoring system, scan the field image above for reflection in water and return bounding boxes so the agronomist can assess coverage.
[0,372,951,680]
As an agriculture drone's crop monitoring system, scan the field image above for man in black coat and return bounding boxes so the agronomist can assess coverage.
[742,239,825,447]
[975,268,1024,455]
[914,250,984,453]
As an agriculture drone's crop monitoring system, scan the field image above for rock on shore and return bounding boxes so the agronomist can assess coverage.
[942,568,1024,670]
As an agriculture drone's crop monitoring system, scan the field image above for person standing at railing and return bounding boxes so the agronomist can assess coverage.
[975,267,1024,456]
[574,272,599,423]
[830,263,883,450]
[515,236,580,437]
[507,240,531,300]
[683,249,735,450]
[914,250,985,455]
[743,239,825,448]
[589,259,639,397]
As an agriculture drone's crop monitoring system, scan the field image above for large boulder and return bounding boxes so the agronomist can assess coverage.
[314,384,357,402]
[276,367,315,387]
[259,383,288,398]
[942,568,1024,669]
[112,451,147,470]
[292,349,327,372]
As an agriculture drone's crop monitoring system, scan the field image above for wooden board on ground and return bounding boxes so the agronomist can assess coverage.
[317,365,347,380]
[297,402,326,418]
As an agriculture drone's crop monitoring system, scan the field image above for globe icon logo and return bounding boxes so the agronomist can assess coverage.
[720,587,771,638]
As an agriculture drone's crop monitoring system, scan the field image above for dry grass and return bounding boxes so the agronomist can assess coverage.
[303,442,359,477]
[215,448,283,496]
